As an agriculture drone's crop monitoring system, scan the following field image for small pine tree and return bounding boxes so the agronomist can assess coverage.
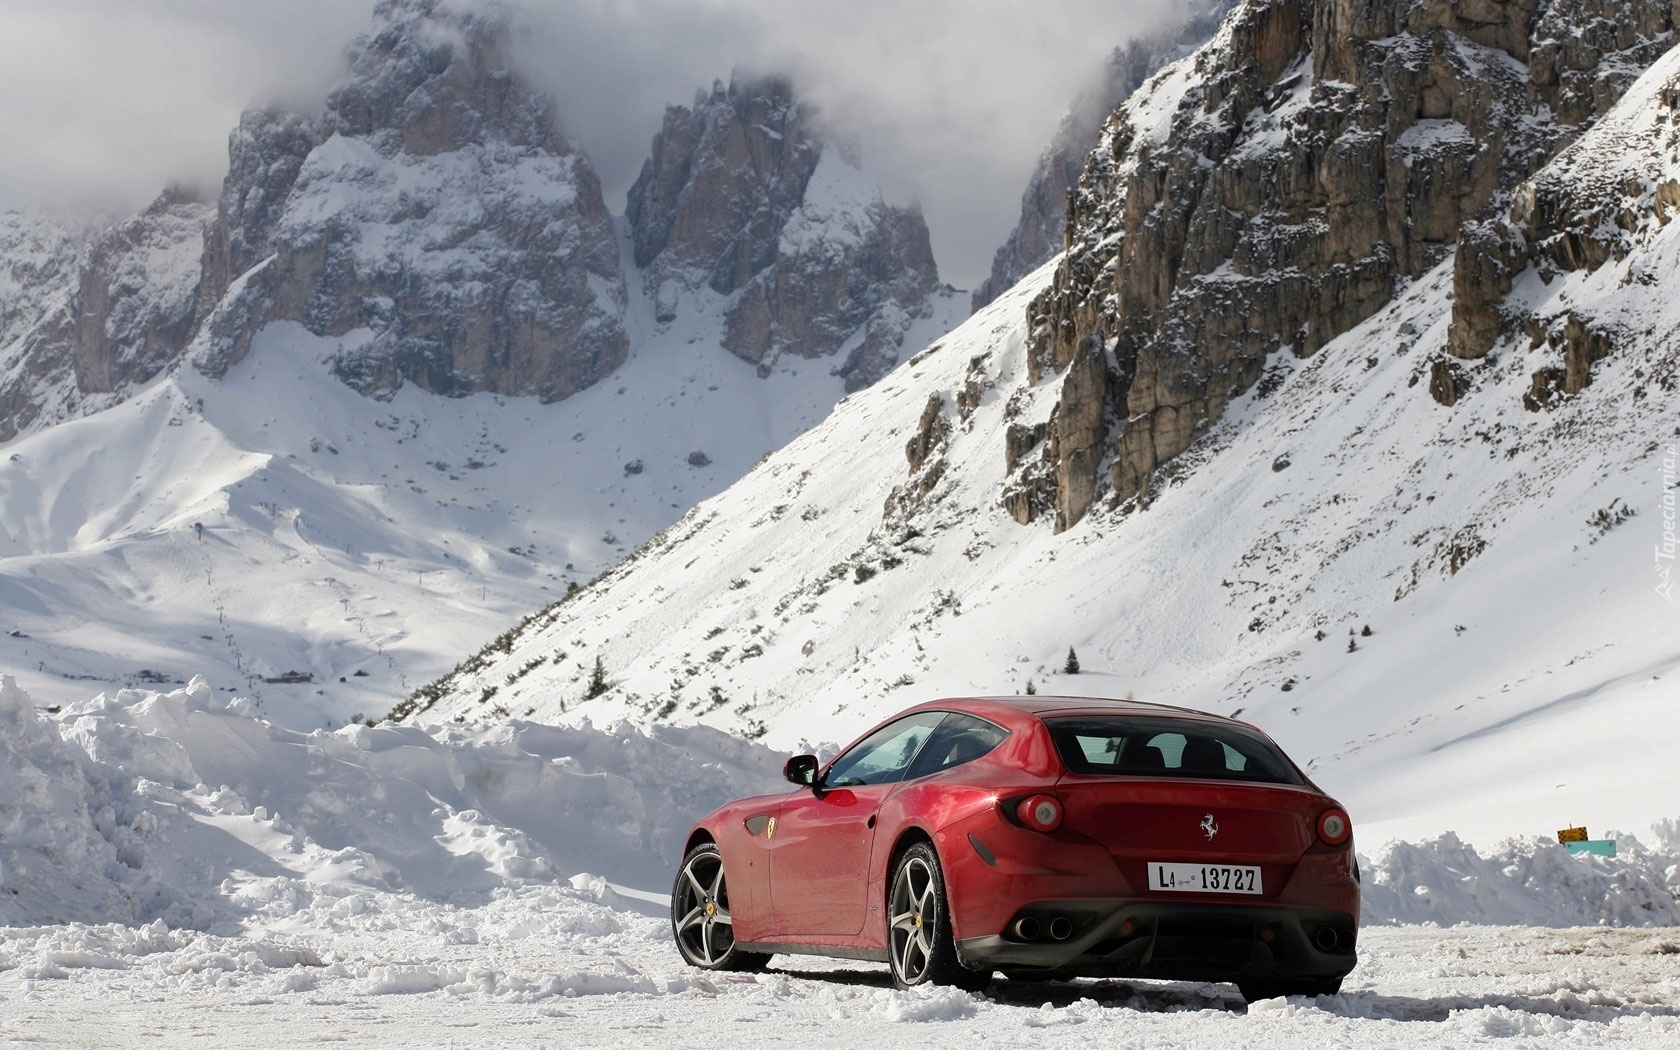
[1024,679,1037,695]
[1064,647,1081,675]
[1346,637,1358,653]
[585,655,609,699]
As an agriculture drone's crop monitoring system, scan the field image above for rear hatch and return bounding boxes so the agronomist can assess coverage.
[1055,777,1322,900]
[1042,712,1328,901]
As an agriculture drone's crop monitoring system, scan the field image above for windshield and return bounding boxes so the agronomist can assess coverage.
[1044,716,1305,785]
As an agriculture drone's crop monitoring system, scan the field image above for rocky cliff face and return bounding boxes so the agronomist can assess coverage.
[626,76,944,390]
[0,192,209,443]
[970,0,1235,312]
[1008,0,1678,531]
[195,0,628,402]
[0,212,86,442]
[1446,0,1680,406]
[3,2,960,442]
[0,213,91,351]
[3,0,628,439]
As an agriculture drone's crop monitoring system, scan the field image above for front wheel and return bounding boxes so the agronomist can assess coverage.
[671,842,770,972]
[886,842,990,991]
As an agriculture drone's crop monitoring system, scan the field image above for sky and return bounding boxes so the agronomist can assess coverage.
[0,0,1177,289]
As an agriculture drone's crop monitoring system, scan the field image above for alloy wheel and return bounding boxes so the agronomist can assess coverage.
[672,845,737,967]
[888,852,939,983]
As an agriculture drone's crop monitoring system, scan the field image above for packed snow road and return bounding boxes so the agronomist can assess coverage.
[3,906,1677,1049]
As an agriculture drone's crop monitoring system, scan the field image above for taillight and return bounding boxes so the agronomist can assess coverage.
[1016,794,1063,832]
[1317,808,1351,846]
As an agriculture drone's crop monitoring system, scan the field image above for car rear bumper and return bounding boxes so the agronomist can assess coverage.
[955,900,1357,982]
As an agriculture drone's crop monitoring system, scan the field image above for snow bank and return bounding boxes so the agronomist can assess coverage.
[4,672,1677,936]
[1361,825,1680,928]
[0,673,181,926]
[1,674,785,928]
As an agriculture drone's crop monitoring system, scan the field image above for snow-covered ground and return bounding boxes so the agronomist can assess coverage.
[3,675,1678,1047]
[6,923,1678,1049]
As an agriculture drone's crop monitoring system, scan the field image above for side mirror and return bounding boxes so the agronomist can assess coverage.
[783,754,820,787]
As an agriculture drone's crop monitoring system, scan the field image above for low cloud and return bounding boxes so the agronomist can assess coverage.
[0,0,377,211]
[0,0,1178,286]
[521,0,1178,286]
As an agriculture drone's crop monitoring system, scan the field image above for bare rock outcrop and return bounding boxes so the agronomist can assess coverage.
[195,108,322,326]
[1448,7,1679,405]
[627,75,944,391]
[971,0,1235,312]
[1009,0,1677,530]
[1,211,90,442]
[1,191,209,442]
[195,0,628,402]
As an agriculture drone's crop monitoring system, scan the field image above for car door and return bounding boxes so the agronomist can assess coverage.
[769,711,947,938]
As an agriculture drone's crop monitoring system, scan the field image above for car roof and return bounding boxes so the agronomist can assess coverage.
[904,695,1238,725]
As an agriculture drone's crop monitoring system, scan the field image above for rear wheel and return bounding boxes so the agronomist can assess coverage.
[671,842,770,972]
[887,842,990,991]
[1237,977,1342,1003]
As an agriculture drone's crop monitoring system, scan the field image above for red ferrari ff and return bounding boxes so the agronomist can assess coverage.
[671,696,1358,1000]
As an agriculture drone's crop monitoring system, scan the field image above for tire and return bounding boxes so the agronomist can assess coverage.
[671,842,771,972]
[1237,976,1342,1003]
[886,841,990,991]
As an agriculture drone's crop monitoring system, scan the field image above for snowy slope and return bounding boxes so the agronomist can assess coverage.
[0,260,965,728]
[413,52,1680,852]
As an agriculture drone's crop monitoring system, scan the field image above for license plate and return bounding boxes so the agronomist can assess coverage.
[1148,862,1262,895]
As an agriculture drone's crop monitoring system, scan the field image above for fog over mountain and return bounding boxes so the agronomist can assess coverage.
[0,0,1174,288]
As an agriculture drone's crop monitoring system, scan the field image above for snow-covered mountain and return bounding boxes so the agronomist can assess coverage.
[407,0,1680,850]
[3,1,959,440]
[192,0,630,404]
[1019,0,1679,532]
[0,0,963,723]
[629,75,951,391]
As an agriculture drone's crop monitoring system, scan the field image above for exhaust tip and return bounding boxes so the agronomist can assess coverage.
[1011,916,1041,941]
[1313,926,1340,952]
[1047,916,1073,942]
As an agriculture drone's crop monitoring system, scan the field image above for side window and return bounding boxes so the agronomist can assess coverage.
[905,713,1009,780]
[823,712,947,787]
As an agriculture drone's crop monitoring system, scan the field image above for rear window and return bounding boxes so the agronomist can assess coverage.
[1044,716,1305,785]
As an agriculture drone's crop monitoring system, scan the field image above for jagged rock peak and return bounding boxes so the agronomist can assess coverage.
[194,0,628,403]
[971,0,1235,312]
[627,75,819,292]
[1006,0,1678,532]
[627,73,944,391]
[330,0,567,156]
